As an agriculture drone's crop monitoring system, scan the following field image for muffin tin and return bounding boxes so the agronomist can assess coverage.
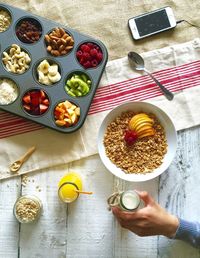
[0,3,108,133]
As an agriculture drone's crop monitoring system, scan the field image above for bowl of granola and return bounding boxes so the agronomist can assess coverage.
[98,101,177,182]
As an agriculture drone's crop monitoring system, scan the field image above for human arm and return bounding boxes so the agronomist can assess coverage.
[112,191,200,248]
[174,219,200,248]
[112,191,179,237]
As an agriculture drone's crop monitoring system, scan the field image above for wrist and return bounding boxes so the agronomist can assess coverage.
[163,214,179,238]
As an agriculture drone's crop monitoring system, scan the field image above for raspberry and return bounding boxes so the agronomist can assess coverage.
[91,59,98,67]
[96,52,103,62]
[94,45,100,50]
[83,61,91,69]
[124,130,138,145]
[90,48,98,57]
[76,50,83,59]
[87,42,94,49]
[82,52,90,61]
[80,44,90,53]
[79,58,85,65]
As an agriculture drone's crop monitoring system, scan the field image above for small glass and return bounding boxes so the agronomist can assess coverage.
[13,195,42,223]
[107,190,141,211]
[58,172,83,203]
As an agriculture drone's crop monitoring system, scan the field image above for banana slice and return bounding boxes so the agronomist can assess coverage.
[48,64,58,76]
[38,70,45,82]
[42,75,52,85]
[38,71,52,85]
[37,59,50,74]
[48,72,61,83]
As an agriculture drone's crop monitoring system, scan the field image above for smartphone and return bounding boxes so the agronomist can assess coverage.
[128,7,176,40]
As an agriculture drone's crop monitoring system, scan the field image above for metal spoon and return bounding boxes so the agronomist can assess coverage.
[10,146,36,173]
[128,51,174,101]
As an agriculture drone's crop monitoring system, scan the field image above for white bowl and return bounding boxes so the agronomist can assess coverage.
[98,101,177,182]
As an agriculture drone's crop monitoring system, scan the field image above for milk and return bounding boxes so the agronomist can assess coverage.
[120,190,140,211]
[107,190,141,211]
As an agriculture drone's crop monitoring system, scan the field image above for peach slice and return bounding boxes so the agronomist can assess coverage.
[129,113,155,139]
[136,125,153,134]
[129,115,153,131]
[137,128,155,136]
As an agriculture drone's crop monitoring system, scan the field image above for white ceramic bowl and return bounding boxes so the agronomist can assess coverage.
[98,101,177,182]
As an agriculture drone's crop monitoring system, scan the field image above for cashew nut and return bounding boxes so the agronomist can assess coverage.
[17,67,26,74]
[14,52,25,59]
[2,52,11,61]
[11,44,21,54]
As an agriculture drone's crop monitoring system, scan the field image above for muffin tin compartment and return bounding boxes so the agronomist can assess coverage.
[44,27,74,57]
[34,58,61,86]
[2,44,31,74]
[0,7,12,33]
[0,77,19,105]
[22,89,50,116]
[15,17,42,44]
[65,71,92,97]
[54,99,80,128]
[0,3,108,133]
[76,41,103,69]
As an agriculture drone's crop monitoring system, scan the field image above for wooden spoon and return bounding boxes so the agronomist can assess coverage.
[10,146,36,173]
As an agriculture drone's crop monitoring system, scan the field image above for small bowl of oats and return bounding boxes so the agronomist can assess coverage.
[98,101,177,182]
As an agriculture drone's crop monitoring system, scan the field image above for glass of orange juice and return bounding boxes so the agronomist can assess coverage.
[58,172,83,203]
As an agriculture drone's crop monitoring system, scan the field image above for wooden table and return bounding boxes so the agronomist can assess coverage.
[1,125,200,258]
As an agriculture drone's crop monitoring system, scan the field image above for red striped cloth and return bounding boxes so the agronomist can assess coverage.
[0,60,200,139]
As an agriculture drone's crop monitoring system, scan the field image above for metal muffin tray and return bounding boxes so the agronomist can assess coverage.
[0,3,108,133]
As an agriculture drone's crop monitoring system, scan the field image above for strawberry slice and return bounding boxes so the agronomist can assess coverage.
[40,104,48,114]
[42,98,49,106]
[30,90,41,106]
[30,91,41,115]
[23,104,31,111]
[22,94,31,104]
[40,90,46,100]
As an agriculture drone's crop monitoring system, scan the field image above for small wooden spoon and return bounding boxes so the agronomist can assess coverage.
[10,146,36,173]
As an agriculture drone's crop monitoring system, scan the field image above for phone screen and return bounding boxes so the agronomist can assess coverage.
[135,10,171,37]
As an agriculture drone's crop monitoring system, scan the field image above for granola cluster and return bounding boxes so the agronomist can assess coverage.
[103,111,167,174]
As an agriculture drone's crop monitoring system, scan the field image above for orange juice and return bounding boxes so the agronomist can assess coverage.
[58,172,83,203]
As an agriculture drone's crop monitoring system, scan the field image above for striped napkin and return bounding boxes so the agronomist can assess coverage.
[1,38,200,180]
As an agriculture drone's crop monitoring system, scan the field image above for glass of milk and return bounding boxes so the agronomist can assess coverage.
[107,190,141,211]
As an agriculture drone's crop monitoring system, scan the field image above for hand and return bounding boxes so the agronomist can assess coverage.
[112,191,179,238]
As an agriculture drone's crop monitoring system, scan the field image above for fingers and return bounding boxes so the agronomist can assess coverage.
[112,207,152,236]
[135,190,154,206]
[112,206,132,218]
[112,206,139,221]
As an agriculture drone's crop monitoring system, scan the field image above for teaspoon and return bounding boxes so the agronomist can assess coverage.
[128,51,174,100]
[10,146,36,173]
